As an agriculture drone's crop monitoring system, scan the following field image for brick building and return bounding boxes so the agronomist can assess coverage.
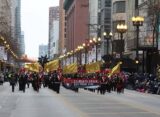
[64,0,89,52]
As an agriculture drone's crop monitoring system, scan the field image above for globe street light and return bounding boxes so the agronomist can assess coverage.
[132,16,144,72]
[117,24,127,59]
[77,45,84,65]
[93,37,101,61]
[82,43,87,64]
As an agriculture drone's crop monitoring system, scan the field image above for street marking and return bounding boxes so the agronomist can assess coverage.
[49,89,89,117]
[117,99,160,116]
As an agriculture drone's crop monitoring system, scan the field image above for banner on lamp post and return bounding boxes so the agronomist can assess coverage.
[81,53,85,65]
[0,46,7,61]
[97,48,101,61]
[92,46,96,62]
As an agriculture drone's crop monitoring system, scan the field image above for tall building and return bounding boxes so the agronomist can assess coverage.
[112,0,133,55]
[39,45,48,57]
[20,31,25,55]
[0,0,23,71]
[87,0,101,63]
[59,0,66,55]
[48,7,59,60]
[0,0,11,38]
[64,0,89,52]
[100,0,112,56]
[137,0,160,73]
[15,0,23,56]
[89,0,99,38]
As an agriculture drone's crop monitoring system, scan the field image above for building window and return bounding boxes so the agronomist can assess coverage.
[104,9,111,22]
[104,25,111,33]
[53,42,55,47]
[98,12,101,25]
[105,0,111,7]
[98,0,101,8]
[113,1,125,13]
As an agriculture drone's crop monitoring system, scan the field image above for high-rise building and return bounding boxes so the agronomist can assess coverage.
[89,0,99,38]
[0,0,23,70]
[39,45,48,57]
[137,0,160,73]
[87,0,101,63]
[59,0,66,55]
[20,31,25,55]
[0,0,12,38]
[99,0,112,56]
[112,0,133,54]
[48,6,59,60]
[64,0,89,52]
[15,0,24,56]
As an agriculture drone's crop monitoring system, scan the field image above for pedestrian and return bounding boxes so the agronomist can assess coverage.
[10,74,16,92]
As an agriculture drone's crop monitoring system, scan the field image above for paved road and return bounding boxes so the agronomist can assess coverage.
[0,82,160,117]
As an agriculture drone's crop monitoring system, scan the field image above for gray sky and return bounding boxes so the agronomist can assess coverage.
[21,0,59,59]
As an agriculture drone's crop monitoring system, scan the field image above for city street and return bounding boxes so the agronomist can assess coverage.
[0,83,160,117]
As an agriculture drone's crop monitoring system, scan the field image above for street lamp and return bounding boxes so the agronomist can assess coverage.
[117,24,127,59]
[103,32,113,55]
[93,37,101,61]
[77,45,83,65]
[82,43,87,64]
[132,16,144,72]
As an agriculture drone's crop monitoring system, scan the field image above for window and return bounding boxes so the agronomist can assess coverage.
[113,1,125,13]
[98,0,101,8]
[104,18,111,24]
[98,12,101,25]
[104,25,111,33]
[105,0,111,7]
[53,42,55,47]
[104,9,111,24]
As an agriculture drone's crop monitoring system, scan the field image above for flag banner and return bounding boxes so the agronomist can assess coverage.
[82,53,85,65]
[63,63,78,74]
[0,46,7,61]
[108,62,121,77]
[86,61,102,73]
[44,59,59,72]
[88,51,92,63]
[63,78,99,88]
[92,46,96,62]
[24,62,41,72]
[97,48,101,61]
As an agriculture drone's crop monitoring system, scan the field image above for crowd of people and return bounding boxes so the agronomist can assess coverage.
[1,70,160,95]
[62,72,126,94]
[1,71,61,93]
[126,73,160,95]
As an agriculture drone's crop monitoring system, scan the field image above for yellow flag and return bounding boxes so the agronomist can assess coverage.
[108,62,121,77]
[24,62,41,72]
[86,61,102,73]
[44,59,59,72]
[63,63,77,74]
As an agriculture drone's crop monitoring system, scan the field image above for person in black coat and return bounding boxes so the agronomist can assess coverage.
[10,74,16,92]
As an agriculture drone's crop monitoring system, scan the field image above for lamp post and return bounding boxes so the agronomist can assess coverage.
[103,32,113,55]
[117,24,127,59]
[77,45,83,65]
[93,37,101,61]
[83,43,87,64]
[132,16,144,72]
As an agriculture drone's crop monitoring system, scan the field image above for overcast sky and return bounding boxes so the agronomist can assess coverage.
[21,0,59,59]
